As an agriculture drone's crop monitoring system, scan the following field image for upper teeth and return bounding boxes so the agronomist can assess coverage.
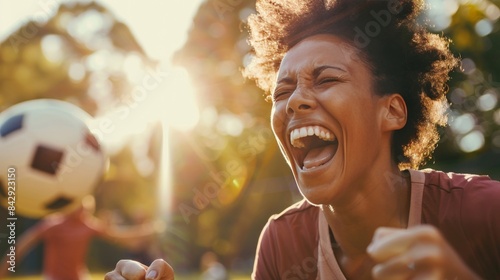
[290,126,336,148]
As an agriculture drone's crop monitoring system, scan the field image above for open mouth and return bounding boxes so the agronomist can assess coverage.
[290,126,338,171]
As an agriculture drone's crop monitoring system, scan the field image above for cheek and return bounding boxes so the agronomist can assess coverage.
[323,92,377,122]
[271,104,286,137]
[271,104,291,162]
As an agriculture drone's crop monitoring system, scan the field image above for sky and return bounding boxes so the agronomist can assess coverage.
[0,0,205,61]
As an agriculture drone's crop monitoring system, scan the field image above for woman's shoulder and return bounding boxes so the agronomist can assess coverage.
[416,169,500,278]
[417,168,500,227]
[418,168,500,193]
[269,199,319,220]
[263,199,320,238]
[254,200,320,279]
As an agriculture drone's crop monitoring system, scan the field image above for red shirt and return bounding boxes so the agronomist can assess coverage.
[252,169,500,279]
[37,213,102,280]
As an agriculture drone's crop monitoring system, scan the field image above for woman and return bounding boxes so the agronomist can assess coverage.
[105,0,500,279]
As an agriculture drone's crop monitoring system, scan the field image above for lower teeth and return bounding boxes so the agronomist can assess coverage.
[303,163,321,170]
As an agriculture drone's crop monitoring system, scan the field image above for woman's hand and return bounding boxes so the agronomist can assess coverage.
[367,225,481,280]
[104,259,174,280]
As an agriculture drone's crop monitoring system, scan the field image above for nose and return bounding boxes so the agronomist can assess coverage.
[286,87,317,115]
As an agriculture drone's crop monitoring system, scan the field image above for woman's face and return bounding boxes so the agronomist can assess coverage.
[271,34,389,205]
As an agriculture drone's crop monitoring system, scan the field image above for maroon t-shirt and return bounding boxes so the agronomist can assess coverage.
[252,169,500,279]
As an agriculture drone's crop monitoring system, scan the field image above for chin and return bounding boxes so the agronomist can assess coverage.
[297,182,336,206]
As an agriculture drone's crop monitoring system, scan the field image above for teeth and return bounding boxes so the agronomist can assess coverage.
[290,126,336,148]
[308,127,314,135]
[300,127,307,138]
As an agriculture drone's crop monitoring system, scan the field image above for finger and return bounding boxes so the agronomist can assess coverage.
[413,270,442,280]
[145,259,174,280]
[367,228,417,262]
[116,259,148,280]
[372,240,447,280]
[104,271,127,280]
[371,227,402,241]
[370,225,443,263]
[371,252,415,280]
[373,262,442,280]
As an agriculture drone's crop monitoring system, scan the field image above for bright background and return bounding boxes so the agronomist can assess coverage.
[0,0,499,278]
[0,0,203,60]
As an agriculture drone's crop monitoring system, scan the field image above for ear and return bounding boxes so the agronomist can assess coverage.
[380,94,407,132]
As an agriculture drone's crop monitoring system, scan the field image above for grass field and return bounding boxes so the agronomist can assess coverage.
[4,273,251,280]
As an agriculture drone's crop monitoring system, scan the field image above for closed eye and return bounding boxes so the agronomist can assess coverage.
[272,87,294,101]
[319,78,339,84]
[317,77,341,86]
[272,92,289,102]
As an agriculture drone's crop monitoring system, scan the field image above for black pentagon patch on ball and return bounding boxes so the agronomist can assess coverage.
[31,145,64,175]
[45,196,73,210]
[0,114,24,137]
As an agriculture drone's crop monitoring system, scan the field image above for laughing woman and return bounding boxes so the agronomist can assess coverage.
[105,0,500,279]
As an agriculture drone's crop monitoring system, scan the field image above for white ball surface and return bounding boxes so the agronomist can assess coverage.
[0,99,107,218]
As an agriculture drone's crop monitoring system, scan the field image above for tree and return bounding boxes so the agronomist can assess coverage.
[425,1,500,177]
[172,0,297,270]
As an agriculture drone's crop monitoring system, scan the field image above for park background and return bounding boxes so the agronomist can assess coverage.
[0,0,499,278]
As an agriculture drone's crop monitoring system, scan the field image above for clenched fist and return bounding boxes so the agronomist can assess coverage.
[104,259,174,280]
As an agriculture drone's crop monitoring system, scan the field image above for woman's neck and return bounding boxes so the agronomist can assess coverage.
[322,166,411,258]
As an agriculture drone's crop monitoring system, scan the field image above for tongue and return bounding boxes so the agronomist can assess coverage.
[303,144,336,170]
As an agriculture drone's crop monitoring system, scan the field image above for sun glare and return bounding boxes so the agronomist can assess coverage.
[161,68,200,130]
[1,0,204,223]
[88,64,200,220]
[88,65,199,156]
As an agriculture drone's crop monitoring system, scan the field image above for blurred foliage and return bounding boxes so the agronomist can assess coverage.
[169,0,297,270]
[0,0,162,271]
[0,1,152,113]
[424,0,500,177]
[1,0,499,275]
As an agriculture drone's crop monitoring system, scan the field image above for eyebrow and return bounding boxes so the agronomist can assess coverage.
[312,65,347,76]
[276,65,347,84]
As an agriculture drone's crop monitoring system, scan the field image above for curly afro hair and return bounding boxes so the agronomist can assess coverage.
[244,0,460,169]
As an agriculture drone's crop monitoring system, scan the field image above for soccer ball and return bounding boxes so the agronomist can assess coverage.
[0,99,107,218]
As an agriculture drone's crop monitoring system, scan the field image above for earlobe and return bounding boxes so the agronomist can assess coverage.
[381,94,407,131]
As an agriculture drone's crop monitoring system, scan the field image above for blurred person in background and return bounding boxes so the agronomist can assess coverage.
[0,196,161,280]
[200,251,228,280]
